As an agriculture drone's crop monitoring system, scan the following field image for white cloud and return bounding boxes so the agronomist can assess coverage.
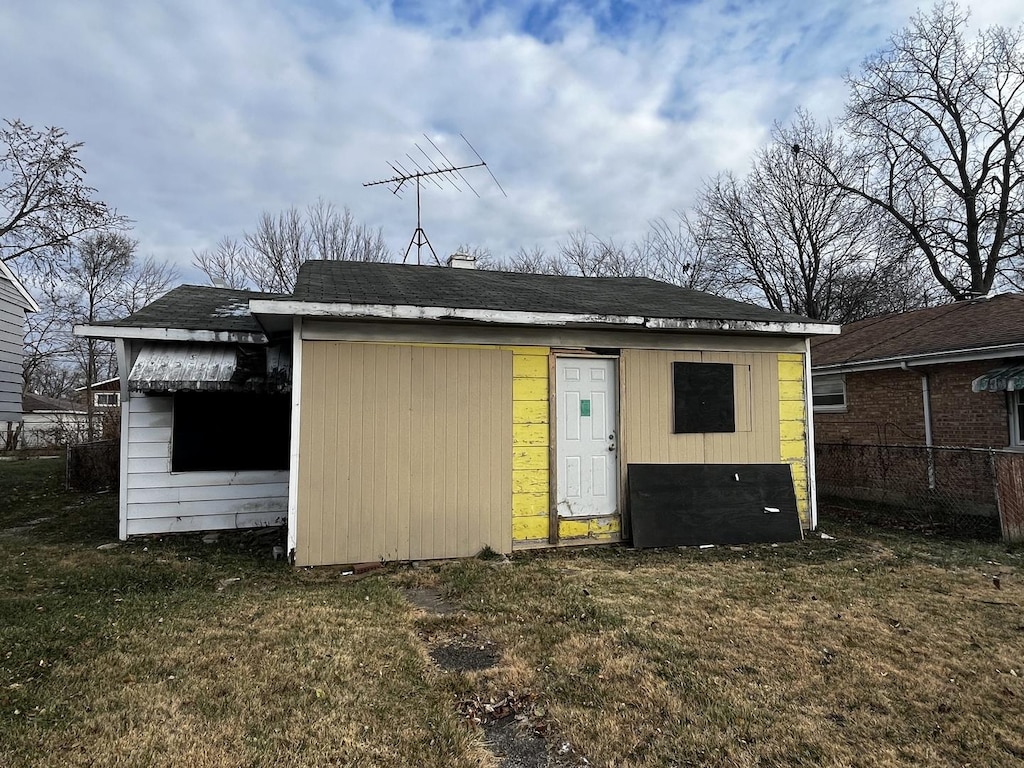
[1,0,1021,280]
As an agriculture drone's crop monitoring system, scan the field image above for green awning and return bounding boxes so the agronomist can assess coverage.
[972,366,1024,393]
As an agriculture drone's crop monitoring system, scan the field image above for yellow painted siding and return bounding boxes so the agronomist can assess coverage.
[513,515,548,541]
[778,352,809,525]
[559,515,621,541]
[621,349,781,466]
[511,347,551,545]
[297,342,512,566]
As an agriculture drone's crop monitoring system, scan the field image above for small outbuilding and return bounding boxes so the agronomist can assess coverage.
[80,260,838,565]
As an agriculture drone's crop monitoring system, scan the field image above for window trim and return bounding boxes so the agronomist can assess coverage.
[1009,390,1024,448]
[812,374,847,413]
[672,361,737,434]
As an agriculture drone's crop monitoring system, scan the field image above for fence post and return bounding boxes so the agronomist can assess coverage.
[993,450,1024,544]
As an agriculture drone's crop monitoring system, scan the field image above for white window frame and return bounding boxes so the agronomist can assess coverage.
[812,374,847,413]
[95,392,119,406]
[1009,390,1024,447]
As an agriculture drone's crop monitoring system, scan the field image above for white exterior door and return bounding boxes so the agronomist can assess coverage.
[556,357,618,518]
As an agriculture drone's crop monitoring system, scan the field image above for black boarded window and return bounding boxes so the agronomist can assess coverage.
[172,392,290,472]
[673,362,735,433]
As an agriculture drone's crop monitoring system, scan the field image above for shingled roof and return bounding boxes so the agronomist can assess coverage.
[95,285,281,334]
[23,393,85,413]
[290,261,818,326]
[812,293,1024,369]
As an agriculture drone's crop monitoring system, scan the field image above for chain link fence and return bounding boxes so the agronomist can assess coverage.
[815,443,1005,540]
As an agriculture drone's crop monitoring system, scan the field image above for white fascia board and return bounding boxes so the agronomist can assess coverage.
[73,324,267,345]
[643,317,840,336]
[249,299,840,337]
[812,342,1024,375]
[0,258,40,312]
[73,376,119,391]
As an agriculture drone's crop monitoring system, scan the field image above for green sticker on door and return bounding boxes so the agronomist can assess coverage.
[580,399,591,417]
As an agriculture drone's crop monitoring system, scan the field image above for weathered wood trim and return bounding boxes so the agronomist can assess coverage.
[286,317,302,559]
[252,298,839,336]
[117,339,130,540]
[301,320,808,353]
[547,351,559,545]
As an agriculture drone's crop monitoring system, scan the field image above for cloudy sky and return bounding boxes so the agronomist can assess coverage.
[3,1,1023,282]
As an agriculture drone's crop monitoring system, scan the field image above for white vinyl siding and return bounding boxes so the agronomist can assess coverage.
[123,393,288,536]
[0,276,27,423]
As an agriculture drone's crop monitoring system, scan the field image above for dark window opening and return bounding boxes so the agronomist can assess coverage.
[172,392,290,472]
[673,362,735,433]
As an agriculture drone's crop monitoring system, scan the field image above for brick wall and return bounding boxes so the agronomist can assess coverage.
[815,360,1010,448]
[927,361,1009,447]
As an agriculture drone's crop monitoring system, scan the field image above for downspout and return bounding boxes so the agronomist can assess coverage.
[804,338,818,531]
[903,361,936,490]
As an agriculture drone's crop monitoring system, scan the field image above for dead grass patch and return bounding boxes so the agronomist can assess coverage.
[4,459,1024,767]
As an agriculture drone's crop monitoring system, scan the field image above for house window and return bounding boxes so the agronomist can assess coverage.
[171,392,290,472]
[812,375,846,412]
[1010,391,1024,447]
[95,392,119,406]
[673,362,736,433]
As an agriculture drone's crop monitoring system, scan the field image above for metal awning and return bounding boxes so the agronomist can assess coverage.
[128,343,290,393]
[971,365,1024,393]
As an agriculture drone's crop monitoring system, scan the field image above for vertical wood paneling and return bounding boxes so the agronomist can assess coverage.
[297,341,512,566]
[622,349,781,466]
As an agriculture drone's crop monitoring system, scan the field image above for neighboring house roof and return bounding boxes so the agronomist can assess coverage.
[76,285,283,343]
[812,294,1024,372]
[253,261,838,336]
[74,377,120,392]
[23,393,86,414]
[0,258,40,312]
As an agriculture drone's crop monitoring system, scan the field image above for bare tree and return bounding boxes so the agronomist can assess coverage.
[482,245,568,275]
[191,237,250,290]
[644,211,731,292]
[693,111,923,322]
[480,222,734,296]
[0,119,127,268]
[23,234,179,425]
[835,2,1024,300]
[194,200,391,292]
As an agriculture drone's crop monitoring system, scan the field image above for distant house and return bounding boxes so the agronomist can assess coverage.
[1,259,39,445]
[79,260,838,563]
[811,295,1024,449]
[19,393,93,448]
[75,377,121,408]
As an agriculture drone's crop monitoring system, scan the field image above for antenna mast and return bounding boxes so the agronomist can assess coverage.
[364,134,506,265]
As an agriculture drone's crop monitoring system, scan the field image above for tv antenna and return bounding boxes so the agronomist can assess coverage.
[364,134,506,265]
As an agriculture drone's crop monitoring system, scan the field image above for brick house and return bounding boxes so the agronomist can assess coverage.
[811,294,1024,450]
[810,295,1024,533]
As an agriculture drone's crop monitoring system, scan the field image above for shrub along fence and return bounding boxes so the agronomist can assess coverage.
[66,439,119,492]
[815,443,1024,543]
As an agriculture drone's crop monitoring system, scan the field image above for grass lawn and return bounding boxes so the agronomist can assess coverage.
[2,457,1023,767]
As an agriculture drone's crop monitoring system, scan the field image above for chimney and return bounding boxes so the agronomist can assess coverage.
[446,251,477,269]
